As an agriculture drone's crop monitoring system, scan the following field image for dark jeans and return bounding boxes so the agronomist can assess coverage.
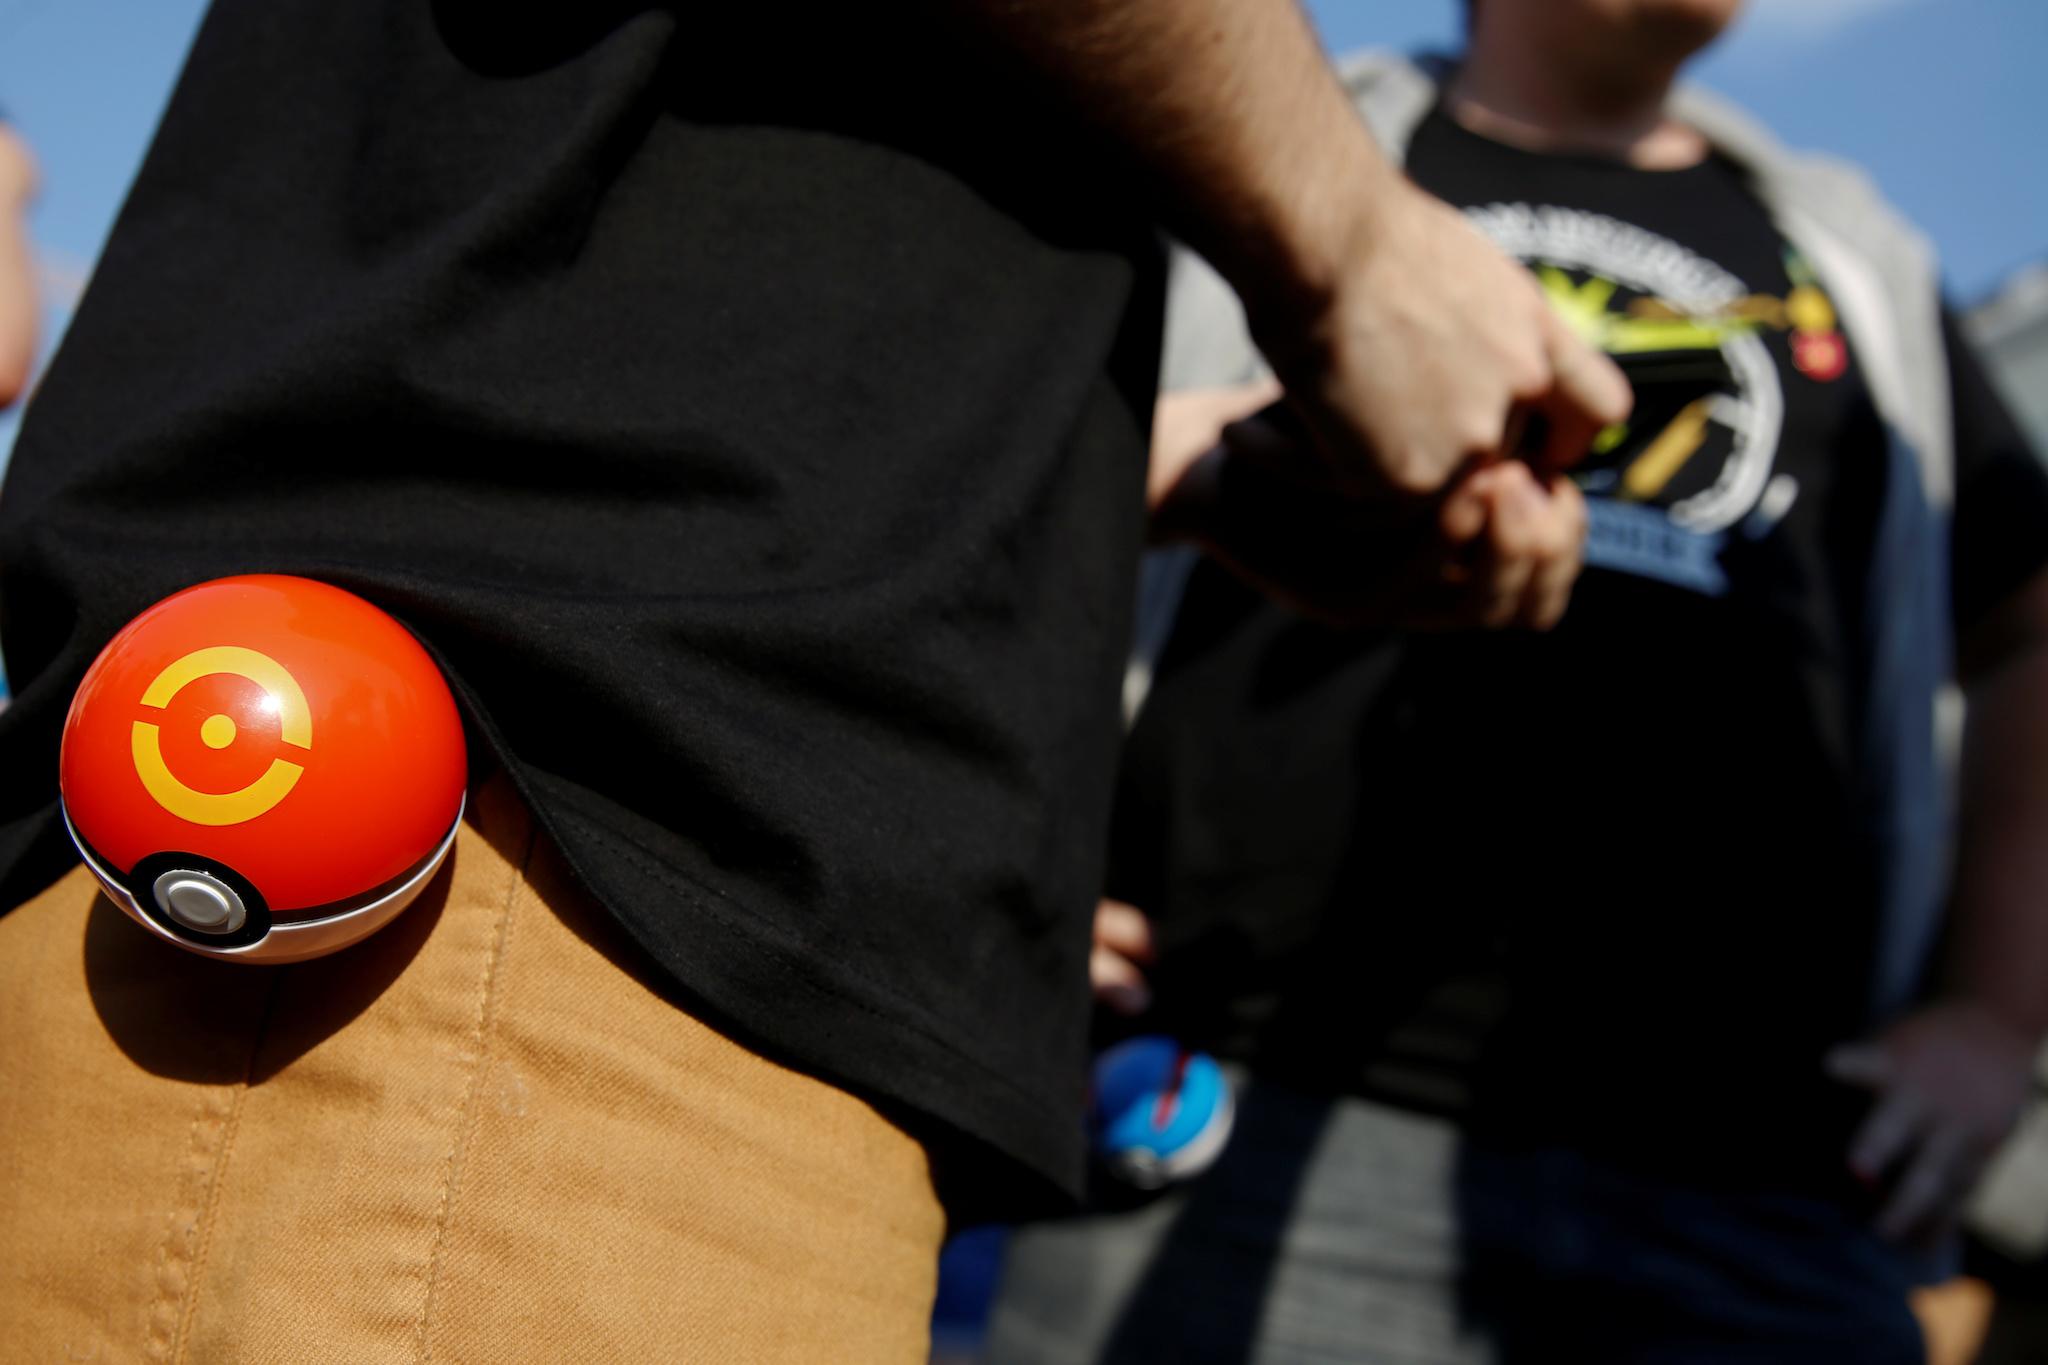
[986,1081,1923,1364]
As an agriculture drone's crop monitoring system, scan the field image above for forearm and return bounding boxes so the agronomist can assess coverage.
[0,123,36,405]
[935,0,1397,342]
[1948,640,2048,1041]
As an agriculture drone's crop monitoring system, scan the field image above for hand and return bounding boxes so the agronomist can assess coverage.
[1090,899,1156,1016]
[1157,406,1590,630]
[1433,459,1590,631]
[1253,178,1632,498]
[0,124,36,408]
[1147,379,1284,522]
[1827,998,2038,1245]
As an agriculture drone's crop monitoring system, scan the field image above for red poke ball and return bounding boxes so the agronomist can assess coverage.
[60,575,467,963]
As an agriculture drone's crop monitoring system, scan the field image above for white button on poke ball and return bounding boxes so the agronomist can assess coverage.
[152,870,248,935]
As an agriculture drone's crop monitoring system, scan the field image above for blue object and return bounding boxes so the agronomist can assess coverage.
[1091,1036,1235,1189]
[931,1224,1008,1359]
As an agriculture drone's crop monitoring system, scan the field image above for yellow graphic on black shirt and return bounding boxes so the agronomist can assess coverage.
[1540,247,1845,508]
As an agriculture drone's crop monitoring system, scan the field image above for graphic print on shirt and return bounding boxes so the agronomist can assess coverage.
[1465,203,1844,595]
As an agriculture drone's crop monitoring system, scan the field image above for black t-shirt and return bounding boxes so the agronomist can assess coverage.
[0,1,1163,1216]
[1115,109,2048,1190]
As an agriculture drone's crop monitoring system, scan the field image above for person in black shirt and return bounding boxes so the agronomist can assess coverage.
[988,2,2048,1361]
[0,0,1633,1357]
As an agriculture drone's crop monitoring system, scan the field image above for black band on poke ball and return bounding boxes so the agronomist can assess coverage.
[126,851,275,951]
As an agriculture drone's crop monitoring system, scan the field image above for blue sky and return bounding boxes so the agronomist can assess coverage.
[0,0,2042,466]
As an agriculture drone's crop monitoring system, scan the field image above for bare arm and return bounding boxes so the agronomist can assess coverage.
[943,0,1396,327]
[940,0,1629,497]
[0,124,35,408]
[1947,566,2048,1040]
[1830,567,2048,1243]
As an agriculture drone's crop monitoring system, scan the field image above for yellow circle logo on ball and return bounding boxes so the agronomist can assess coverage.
[131,646,314,827]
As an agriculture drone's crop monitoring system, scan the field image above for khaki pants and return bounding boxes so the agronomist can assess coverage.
[0,776,943,1362]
